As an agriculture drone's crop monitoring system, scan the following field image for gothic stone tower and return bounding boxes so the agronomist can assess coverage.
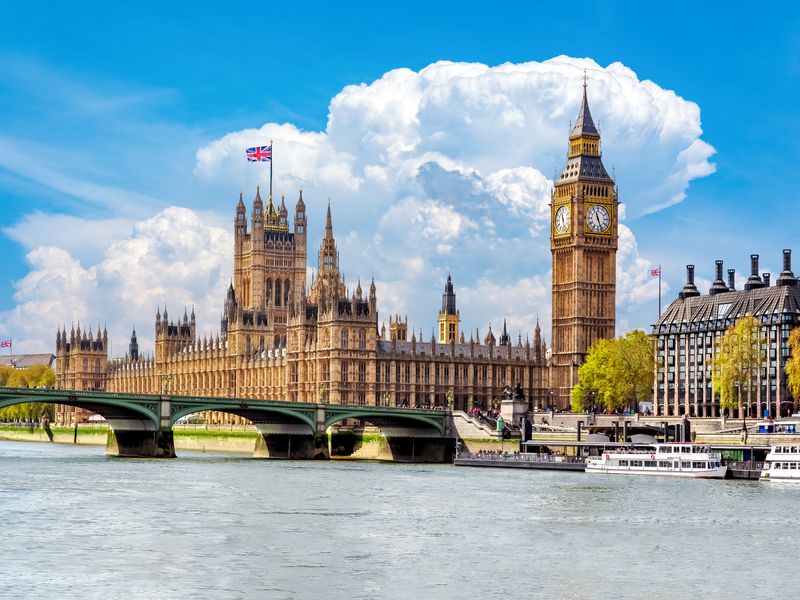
[230,188,307,350]
[437,274,460,344]
[550,80,618,408]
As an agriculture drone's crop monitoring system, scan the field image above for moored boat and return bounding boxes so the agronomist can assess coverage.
[760,445,800,482]
[585,443,727,478]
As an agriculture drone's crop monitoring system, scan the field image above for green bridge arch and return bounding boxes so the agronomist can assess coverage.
[0,388,160,426]
[323,409,445,436]
[169,403,316,432]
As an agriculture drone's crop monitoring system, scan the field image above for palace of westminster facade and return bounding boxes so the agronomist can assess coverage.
[54,83,622,422]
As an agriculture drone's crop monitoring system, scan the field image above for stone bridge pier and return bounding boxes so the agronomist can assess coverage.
[105,396,176,458]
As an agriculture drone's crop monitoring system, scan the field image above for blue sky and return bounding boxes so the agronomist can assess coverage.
[1,2,799,353]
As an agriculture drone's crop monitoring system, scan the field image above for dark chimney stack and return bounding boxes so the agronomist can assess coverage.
[745,254,765,291]
[763,273,771,287]
[727,269,735,291]
[710,259,728,295]
[679,264,701,300]
[777,249,798,287]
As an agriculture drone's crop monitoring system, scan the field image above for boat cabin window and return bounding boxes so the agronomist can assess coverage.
[681,447,690,453]
[619,460,629,467]
[692,462,704,469]
[658,461,670,468]
[681,461,691,468]
[630,460,643,467]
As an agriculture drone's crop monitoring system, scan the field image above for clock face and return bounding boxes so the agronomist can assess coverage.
[555,205,570,234]
[587,204,610,233]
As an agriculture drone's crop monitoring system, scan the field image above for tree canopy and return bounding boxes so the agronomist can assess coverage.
[0,365,56,421]
[711,315,764,415]
[571,330,654,413]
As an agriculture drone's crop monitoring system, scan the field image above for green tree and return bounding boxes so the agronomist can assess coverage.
[711,315,764,417]
[784,327,800,412]
[571,330,654,413]
[0,365,56,421]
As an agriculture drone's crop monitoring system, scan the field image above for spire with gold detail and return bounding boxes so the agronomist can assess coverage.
[264,192,288,232]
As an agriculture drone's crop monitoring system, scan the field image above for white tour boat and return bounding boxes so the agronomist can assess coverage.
[585,443,727,479]
[760,445,800,482]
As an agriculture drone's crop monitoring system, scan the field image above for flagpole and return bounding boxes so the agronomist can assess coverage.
[269,139,273,199]
[658,265,662,317]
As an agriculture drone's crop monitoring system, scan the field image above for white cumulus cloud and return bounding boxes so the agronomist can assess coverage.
[5,55,715,352]
[0,208,231,353]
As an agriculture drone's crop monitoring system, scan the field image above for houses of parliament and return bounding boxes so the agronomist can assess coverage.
[54,82,618,421]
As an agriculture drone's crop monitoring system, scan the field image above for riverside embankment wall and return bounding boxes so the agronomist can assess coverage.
[0,424,513,457]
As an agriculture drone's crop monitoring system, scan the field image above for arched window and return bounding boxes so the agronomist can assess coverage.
[266,278,272,304]
[341,329,349,349]
[274,335,281,349]
[284,278,290,305]
[275,280,282,307]
[359,328,366,350]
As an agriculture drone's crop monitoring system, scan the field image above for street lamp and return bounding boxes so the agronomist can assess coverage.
[161,373,172,395]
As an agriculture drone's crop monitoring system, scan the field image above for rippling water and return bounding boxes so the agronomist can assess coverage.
[0,440,796,599]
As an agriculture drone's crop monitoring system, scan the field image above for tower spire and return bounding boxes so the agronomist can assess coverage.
[325,200,333,239]
[570,71,599,139]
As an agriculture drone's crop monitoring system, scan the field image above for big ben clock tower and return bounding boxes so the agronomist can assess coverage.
[550,77,618,408]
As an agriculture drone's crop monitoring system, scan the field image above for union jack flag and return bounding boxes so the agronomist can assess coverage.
[650,268,661,276]
[245,145,272,162]
[0,340,10,348]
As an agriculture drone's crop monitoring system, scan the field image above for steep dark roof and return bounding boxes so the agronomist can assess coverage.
[654,284,800,333]
[570,83,599,139]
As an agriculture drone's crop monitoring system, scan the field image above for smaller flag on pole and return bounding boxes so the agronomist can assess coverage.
[0,340,11,348]
[245,145,272,162]
[650,267,661,276]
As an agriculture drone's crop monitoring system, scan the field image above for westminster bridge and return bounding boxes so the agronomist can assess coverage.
[0,388,453,460]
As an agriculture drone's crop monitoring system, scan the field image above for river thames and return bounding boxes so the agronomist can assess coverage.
[0,440,796,599]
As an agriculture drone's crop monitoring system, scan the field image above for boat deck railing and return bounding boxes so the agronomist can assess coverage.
[457,452,584,464]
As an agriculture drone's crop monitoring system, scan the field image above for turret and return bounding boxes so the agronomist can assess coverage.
[235,192,247,238]
[279,195,288,228]
[499,319,510,346]
[252,187,264,246]
[294,189,307,237]
[368,277,377,313]
[484,325,496,346]
[129,327,139,360]
[437,273,460,343]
